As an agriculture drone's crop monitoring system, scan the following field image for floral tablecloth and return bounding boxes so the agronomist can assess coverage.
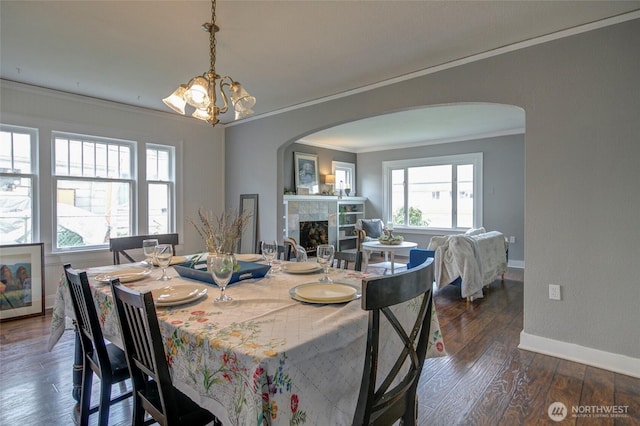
[49,261,446,426]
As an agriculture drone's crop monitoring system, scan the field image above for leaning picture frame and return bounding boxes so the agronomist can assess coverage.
[294,152,319,193]
[0,243,45,321]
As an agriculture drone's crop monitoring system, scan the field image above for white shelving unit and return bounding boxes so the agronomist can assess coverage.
[337,198,366,252]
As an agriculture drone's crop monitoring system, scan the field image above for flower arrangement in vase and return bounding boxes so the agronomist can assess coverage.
[191,207,252,254]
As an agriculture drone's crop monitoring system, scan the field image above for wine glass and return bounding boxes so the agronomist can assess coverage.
[154,244,173,281]
[316,244,335,283]
[208,252,235,302]
[261,240,278,275]
[142,238,158,270]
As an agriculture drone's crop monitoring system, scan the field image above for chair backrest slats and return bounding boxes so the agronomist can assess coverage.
[109,233,179,265]
[111,281,178,423]
[64,264,111,371]
[353,258,434,426]
[332,251,363,271]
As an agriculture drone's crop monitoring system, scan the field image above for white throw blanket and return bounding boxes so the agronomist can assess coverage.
[428,231,507,300]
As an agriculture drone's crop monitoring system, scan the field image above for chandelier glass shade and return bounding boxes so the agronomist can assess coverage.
[163,0,255,125]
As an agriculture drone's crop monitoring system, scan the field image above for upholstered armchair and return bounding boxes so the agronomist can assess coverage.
[354,219,385,251]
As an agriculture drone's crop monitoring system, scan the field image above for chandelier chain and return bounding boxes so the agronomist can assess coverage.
[209,0,217,75]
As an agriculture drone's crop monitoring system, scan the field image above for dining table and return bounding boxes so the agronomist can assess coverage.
[48,254,446,426]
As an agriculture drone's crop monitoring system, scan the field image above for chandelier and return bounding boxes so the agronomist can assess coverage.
[163,0,255,126]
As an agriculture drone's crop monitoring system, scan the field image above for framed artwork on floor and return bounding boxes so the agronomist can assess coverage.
[294,152,319,193]
[0,243,45,321]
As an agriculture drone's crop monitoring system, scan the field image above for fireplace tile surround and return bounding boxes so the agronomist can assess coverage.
[283,195,366,251]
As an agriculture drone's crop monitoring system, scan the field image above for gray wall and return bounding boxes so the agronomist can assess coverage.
[226,19,640,366]
[357,133,525,262]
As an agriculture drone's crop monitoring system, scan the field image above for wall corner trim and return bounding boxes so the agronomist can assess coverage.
[519,331,640,379]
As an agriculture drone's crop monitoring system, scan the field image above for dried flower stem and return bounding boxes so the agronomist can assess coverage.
[191,207,252,253]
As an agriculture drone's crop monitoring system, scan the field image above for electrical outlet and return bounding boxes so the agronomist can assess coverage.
[509,236,516,243]
[549,284,561,300]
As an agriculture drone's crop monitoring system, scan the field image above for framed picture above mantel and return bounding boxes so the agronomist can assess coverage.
[294,152,319,194]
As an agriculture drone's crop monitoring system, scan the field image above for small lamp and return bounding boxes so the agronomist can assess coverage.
[324,174,335,194]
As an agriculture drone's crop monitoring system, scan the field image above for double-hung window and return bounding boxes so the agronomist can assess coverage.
[383,153,483,231]
[146,144,174,234]
[53,132,135,250]
[332,161,356,195]
[0,125,38,244]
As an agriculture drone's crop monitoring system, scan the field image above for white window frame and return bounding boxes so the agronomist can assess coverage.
[52,131,137,252]
[0,124,39,243]
[145,143,176,234]
[382,153,483,232]
[332,161,356,195]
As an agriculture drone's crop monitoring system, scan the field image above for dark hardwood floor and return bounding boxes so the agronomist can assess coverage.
[1,266,638,425]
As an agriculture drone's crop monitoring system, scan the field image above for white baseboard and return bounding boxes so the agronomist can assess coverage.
[508,259,524,268]
[519,331,640,378]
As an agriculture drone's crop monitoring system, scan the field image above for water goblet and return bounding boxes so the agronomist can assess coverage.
[316,244,335,283]
[208,252,235,303]
[142,238,158,270]
[154,244,173,281]
[261,240,278,275]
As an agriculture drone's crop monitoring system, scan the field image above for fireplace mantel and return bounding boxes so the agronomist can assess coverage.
[283,195,367,251]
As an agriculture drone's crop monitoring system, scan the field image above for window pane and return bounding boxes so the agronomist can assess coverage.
[107,145,119,178]
[148,183,169,233]
[56,179,131,248]
[157,150,169,181]
[119,146,131,179]
[96,143,107,177]
[82,142,95,176]
[69,140,82,176]
[457,164,474,228]
[55,138,69,175]
[12,133,31,173]
[391,169,405,225]
[409,165,451,228]
[0,176,33,244]
[0,131,11,169]
[146,149,159,180]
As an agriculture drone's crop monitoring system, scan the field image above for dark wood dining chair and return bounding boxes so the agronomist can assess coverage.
[110,280,219,426]
[63,264,132,426]
[109,233,179,265]
[353,257,434,426]
[332,250,363,271]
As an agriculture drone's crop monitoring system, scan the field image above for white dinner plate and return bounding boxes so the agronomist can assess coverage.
[282,262,323,274]
[290,282,361,304]
[94,268,151,284]
[235,253,263,262]
[154,284,208,306]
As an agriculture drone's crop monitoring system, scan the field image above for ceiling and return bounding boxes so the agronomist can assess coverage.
[2,1,639,151]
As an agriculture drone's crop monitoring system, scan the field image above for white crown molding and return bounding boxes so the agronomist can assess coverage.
[519,331,640,379]
[0,78,206,127]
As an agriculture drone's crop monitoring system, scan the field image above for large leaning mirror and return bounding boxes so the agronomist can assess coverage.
[239,194,259,253]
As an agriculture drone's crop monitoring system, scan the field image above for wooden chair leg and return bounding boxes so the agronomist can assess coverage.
[79,365,93,426]
[98,379,112,426]
[132,393,146,426]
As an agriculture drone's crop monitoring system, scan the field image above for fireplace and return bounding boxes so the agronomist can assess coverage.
[299,220,329,254]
